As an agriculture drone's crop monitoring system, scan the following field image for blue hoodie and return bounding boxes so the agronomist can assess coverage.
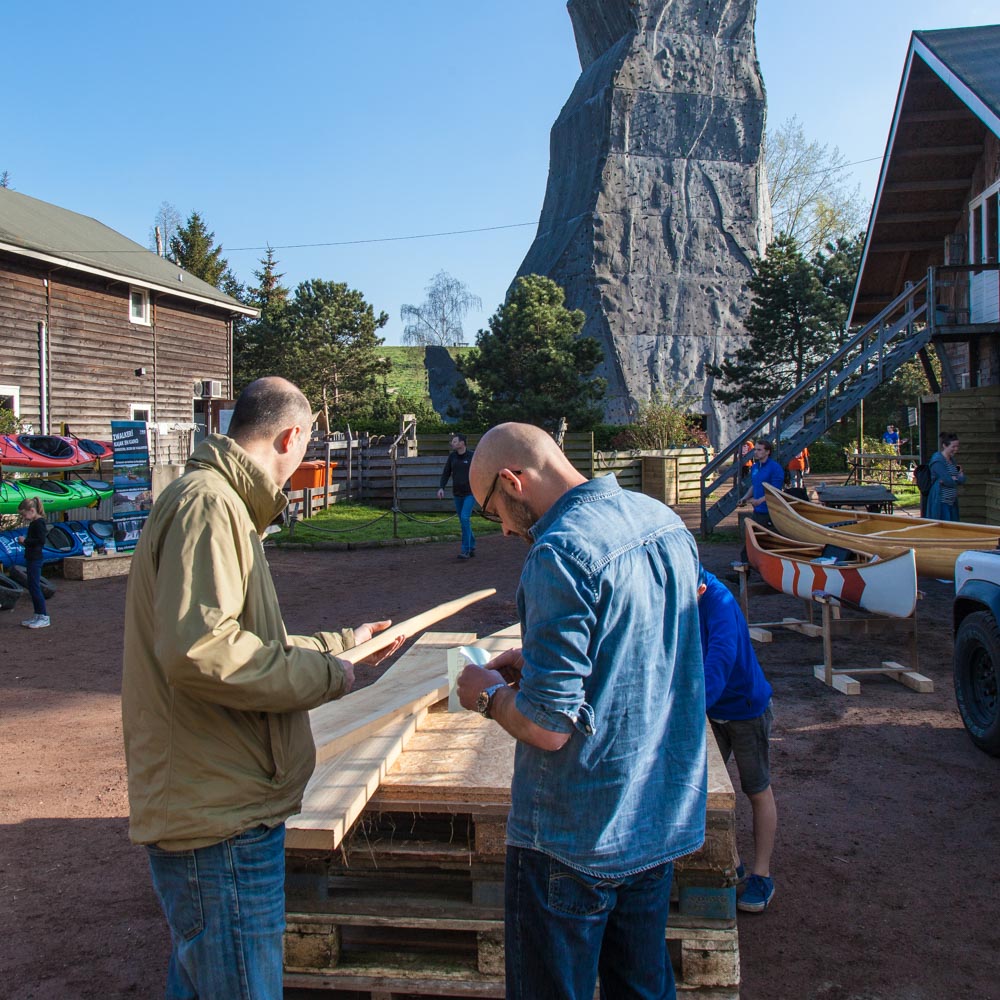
[698,570,773,721]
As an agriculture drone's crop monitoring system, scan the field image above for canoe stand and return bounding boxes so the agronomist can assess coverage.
[733,563,934,696]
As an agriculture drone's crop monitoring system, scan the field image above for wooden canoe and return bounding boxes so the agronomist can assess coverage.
[744,520,918,618]
[763,483,1000,579]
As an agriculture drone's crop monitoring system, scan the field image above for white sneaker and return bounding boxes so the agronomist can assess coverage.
[21,615,39,627]
[26,615,50,629]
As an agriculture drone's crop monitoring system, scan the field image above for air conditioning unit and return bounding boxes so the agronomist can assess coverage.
[194,379,223,398]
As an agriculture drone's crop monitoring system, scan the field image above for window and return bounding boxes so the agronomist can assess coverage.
[129,286,150,325]
[0,383,20,431]
[969,182,1000,324]
[129,404,152,423]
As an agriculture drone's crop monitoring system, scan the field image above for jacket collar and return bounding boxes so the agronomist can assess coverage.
[185,434,288,533]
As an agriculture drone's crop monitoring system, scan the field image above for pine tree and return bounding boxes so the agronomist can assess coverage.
[234,248,291,391]
[455,275,606,431]
[168,211,230,288]
[708,234,839,420]
[282,279,390,424]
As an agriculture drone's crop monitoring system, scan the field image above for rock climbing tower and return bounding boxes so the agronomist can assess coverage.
[517,0,771,444]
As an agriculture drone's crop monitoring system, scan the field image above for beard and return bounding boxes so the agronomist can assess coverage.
[502,492,539,543]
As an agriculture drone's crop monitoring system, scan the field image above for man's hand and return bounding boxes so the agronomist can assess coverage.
[456,663,507,711]
[487,647,524,689]
[353,620,405,666]
[436,488,445,500]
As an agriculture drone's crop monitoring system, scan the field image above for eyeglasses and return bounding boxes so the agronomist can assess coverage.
[480,469,521,523]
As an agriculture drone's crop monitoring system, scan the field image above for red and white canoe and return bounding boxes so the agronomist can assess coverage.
[0,434,113,469]
[744,520,918,618]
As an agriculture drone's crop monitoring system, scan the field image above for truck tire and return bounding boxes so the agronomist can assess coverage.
[954,611,1000,756]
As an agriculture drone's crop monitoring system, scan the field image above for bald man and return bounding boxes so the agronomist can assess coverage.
[456,422,706,1000]
[123,377,400,1000]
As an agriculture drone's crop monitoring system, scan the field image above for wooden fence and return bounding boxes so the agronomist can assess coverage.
[285,430,711,519]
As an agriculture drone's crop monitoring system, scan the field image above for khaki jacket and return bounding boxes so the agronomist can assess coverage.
[122,434,352,850]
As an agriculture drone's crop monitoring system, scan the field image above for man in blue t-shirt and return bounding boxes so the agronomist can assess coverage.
[739,438,785,525]
[698,567,778,913]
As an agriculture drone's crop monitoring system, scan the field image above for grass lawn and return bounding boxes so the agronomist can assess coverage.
[271,501,505,547]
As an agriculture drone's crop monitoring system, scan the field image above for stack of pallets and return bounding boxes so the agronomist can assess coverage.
[284,629,741,999]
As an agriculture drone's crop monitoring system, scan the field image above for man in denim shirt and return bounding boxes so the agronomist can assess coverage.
[457,423,706,1000]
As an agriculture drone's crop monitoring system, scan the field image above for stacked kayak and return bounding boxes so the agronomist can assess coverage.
[0,522,84,567]
[0,477,113,514]
[0,434,113,469]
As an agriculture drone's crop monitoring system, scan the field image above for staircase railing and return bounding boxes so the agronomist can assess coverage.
[700,276,931,535]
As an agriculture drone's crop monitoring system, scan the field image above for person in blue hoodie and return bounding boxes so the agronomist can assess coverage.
[698,567,777,913]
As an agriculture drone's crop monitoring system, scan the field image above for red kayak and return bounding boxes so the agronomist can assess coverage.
[0,434,114,469]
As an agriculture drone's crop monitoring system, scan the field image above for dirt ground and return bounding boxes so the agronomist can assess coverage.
[3,521,1000,1000]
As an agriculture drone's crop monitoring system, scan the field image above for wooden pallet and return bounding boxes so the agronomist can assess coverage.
[285,883,739,995]
[285,627,741,997]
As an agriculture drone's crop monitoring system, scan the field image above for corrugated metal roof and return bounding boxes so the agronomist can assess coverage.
[0,188,256,316]
[915,24,1000,125]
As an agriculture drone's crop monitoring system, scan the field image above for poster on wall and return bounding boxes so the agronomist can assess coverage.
[110,420,153,552]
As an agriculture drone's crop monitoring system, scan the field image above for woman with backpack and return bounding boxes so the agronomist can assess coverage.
[926,432,966,522]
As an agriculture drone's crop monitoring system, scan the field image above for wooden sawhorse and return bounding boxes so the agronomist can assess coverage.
[733,564,934,696]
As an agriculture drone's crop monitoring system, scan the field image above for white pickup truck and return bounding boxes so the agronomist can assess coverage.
[953,550,1000,755]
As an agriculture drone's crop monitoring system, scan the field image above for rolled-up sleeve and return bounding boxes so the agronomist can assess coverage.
[515,544,597,736]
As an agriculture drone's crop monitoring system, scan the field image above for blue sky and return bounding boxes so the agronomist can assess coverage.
[5,1,997,344]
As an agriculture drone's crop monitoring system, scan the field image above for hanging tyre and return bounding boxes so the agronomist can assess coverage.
[954,611,1000,756]
[0,572,24,611]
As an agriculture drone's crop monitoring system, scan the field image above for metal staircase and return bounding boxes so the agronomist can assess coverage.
[700,276,936,535]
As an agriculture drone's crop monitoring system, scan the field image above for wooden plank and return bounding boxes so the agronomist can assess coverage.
[813,664,861,695]
[882,662,935,692]
[286,716,418,851]
[311,632,476,761]
[748,627,773,643]
[336,590,497,668]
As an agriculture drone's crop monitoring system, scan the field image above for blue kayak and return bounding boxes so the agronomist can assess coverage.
[0,523,85,567]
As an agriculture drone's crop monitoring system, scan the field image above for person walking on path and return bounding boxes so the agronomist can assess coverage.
[697,568,777,913]
[437,432,476,559]
[739,439,785,527]
[16,496,49,629]
[926,431,966,521]
[122,377,401,1000]
[456,422,706,1000]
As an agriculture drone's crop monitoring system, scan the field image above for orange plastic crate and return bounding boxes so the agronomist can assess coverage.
[289,461,337,489]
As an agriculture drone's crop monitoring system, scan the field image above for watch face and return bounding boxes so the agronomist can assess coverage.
[476,689,491,715]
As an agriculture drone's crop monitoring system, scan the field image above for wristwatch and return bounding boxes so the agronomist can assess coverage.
[476,682,507,719]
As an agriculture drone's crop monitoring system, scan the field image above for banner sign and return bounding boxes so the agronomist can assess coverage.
[111,420,152,552]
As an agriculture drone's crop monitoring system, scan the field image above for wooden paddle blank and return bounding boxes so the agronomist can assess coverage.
[335,588,497,665]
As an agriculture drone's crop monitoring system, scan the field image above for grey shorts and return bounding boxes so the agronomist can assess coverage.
[709,702,773,796]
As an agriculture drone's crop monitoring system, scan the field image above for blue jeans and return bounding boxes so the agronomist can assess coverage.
[454,494,475,554]
[505,846,676,1000]
[26,558,46,615]
[146,823,286,1000]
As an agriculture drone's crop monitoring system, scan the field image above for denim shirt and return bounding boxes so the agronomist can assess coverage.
[507,475,707,878]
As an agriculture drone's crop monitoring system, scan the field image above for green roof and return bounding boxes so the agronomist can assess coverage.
[0,188,256,316]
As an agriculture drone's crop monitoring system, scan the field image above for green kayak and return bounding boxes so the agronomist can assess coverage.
[0,477,113,514]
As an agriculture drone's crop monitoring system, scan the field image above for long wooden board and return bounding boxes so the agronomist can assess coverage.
[335,589,496,666]
[311,631,476,762]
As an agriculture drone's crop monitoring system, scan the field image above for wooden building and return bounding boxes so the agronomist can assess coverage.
[850,25,1000,520]
[0,188,257,462]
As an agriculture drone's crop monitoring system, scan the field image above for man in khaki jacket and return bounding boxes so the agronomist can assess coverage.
[122,377,398,1000]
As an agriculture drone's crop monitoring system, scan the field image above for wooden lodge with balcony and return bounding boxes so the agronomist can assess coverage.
[849,24,1000,521]
[701,24,1000,532]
